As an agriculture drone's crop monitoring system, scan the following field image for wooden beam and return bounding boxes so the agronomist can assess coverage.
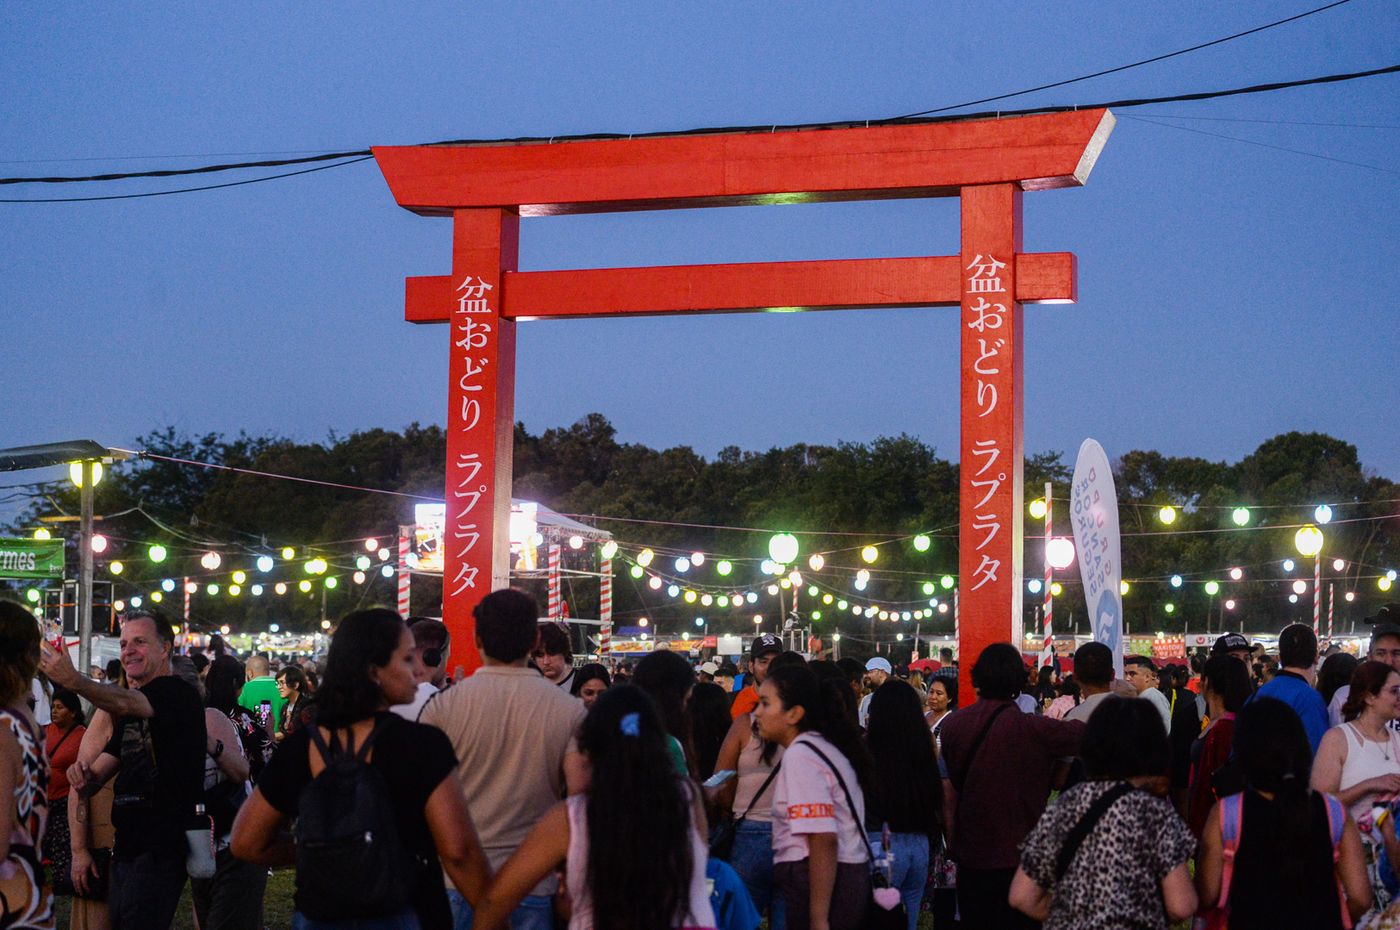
[404,252,1074,323]
[374,110,1114,216]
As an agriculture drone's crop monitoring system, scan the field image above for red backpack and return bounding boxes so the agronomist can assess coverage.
[1196,791,1351,930]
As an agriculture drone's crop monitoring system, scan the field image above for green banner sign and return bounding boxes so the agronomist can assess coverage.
[0,538,65,579]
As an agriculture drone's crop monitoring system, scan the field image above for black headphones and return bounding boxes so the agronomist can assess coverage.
[422,629,451,668]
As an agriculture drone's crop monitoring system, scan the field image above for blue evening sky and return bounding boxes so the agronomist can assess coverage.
[3,1,1397,500]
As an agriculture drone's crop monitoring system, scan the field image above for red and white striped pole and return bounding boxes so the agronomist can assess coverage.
[952,585,960,660]
[397,525,412,619]
[1041,481,1054,666]
[547,543,562,618]
[1327,581,1335,643]
[599,551,613,658]
[183,575,191,624]
[1313,552,1321,637]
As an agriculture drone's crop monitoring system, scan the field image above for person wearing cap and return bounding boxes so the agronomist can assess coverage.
[697,660,720,683]
[1329,606,1400,728]
[858,657,891,728]
[731,634,783,720]
[1212,631,1253,664]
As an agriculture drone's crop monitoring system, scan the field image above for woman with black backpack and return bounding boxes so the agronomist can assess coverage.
[231,608,490,930]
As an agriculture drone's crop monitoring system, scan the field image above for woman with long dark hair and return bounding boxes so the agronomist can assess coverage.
[1187,654,1252,838]
[231,609,489,930]
[865,680,940,930]
[755,663,873,930]
[569,663,611,709]
[1312,660,1400,923]
[1318,652,1361,722]
[42,688,83,907]
[632,650,697,776]
[0,600,50,928]
[275,665,310,742]
[473,686,715,929]
[688,681,734,782]
[1198,697,1370,929]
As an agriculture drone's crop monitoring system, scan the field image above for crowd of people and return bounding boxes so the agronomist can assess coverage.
[0,592,1396,928]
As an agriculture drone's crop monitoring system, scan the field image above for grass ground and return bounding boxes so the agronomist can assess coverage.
[53,868,297,929]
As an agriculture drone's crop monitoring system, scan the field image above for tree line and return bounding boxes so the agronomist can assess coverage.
[5,419,1396,640]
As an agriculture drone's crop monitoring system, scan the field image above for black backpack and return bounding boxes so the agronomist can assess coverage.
[294,718,417,921]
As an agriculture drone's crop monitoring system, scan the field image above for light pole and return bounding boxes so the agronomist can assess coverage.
[1295,524,1325,637]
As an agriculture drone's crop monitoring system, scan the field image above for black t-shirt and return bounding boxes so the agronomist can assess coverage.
[257,712,459,930]
[104,675,207,859]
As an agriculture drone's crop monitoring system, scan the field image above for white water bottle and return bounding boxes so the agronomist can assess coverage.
[185,803,217,879]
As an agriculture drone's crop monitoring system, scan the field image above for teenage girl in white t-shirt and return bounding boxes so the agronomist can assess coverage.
[755,664,874,930]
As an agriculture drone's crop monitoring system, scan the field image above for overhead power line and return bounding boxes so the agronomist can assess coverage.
[886,0,1359,118]
[1,63,1396,203]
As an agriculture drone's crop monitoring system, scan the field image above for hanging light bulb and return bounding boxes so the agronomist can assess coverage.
[109,561,124,575]
[251,584,263,596]
[378,548,391,562]
[1332,558,1346,572]
[768,534,799,565]
[667,584,680,598]
[1170,574,1183,588]
[274,582,288,595]
[256,555,274,573]
[637,549,655,567]
[1028,498,1048,520]
[912,534,931,552]
[1204,580,1220,596]
[380,565,393,578]
[1158,505,1177,525]
[232,570,247,585]
[1294,525,1324,558]
[356,555,371,570]
[32,528,51,541]
[860,545,879,564]
[629,565,644,579]
[353,570,366,584]
[1292,579,1308,595]
[184,581,197,594]
[808,553,825,572]
[691,552,705,566]
[600,540,618,560]
[90,534,108,554]
[568,535,584,550]
[1046,538,1076,570]
[1225,598,1237,610]
[325,577,338,589]
[200,551,222,571]
[364,537,379,551]
[298,580,313,593]
[1120,580,1131,595]
[716,560,733,576]
[1282,559,1296,572]
[281,547,296,560]
[1027,579,1043,595]
[1229,567,1244,581]
[940,575,955,590]
[160,578,175,592]
[1314,504,1334,525]
[1050,582,1063,596]
[1231,507,1251,527]
[674,557,691,573]
[68,461,103,487]
[648,576,663,590]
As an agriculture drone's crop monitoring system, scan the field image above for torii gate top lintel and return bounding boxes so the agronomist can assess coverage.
[372,109,1114,679]
[374,109,1114,217]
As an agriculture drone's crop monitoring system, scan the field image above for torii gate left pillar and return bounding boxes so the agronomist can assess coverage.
[374,109,1114,674]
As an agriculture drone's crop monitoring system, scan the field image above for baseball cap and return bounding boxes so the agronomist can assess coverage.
[1212,632,1251,655]
[698,661,720,676]
[750,633,782,658]
[865,657,893,675]
[1365,604,1400,627]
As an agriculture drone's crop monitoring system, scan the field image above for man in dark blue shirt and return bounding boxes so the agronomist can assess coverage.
[1254,622,1329,753]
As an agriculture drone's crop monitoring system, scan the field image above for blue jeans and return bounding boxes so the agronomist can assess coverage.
[293,910,420,930]
[729,819,785,930]
[448,888,555,930]
[868,830,930,930]
[110,850,188,930]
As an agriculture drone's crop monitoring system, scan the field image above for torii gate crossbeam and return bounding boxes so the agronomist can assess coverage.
[374,109,1114,673]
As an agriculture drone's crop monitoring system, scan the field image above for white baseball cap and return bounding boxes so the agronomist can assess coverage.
[865,657,893,674]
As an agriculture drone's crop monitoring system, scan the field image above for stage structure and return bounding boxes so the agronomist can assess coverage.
[373,109,1115,673]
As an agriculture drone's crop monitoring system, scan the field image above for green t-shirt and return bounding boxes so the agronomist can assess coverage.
[667,734,689,777]
[238,677,286,732]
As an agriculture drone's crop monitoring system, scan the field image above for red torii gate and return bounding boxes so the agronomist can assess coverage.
[373,109,1115,672]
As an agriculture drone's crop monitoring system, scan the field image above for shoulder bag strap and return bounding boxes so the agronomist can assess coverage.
[803,741,878,865]
[949,702,1013,795]
[733,762,782,825]
[1052,782,1135,881]
[1216,793,1244,912]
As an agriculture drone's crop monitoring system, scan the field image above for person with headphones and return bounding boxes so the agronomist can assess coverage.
[393,617,452,721]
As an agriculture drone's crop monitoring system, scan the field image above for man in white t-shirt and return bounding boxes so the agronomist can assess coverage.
[1124,655,1172,733]
[392,618,451,721]
[1329,611,1400,727]
[857,657,891,728]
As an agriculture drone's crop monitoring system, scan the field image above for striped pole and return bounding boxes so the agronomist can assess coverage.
[1313,552,1321,637]
[599,553,613,657]
[1041,481,1054,666]
[397,525,412,619]
[183,575,191,624]
[547,544,562,618]
[1327,581,1335,643]
[953,585,960,659]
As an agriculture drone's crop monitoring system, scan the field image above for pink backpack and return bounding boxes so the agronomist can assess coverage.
[1196,791,1351,930]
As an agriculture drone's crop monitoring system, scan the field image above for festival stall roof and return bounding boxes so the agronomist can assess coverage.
[513,498,612,543]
